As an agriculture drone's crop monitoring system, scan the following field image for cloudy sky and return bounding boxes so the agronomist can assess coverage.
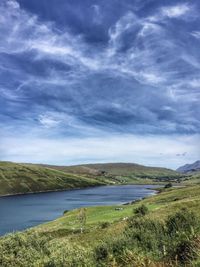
[0,0,199,169]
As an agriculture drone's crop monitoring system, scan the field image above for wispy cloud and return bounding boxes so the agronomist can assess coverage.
[161,4,190,18]
[191,31,200,39]
[0,132,199,169]
[0,0,199,167]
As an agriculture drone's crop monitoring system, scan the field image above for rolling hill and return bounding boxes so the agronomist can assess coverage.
[0,161,182,196]
[0,161,105,196]
[38,162,182,183]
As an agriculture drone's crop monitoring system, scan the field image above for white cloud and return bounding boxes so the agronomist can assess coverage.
[38,114,61,128]
[191,31,200,39]
[161,4,190,18]
[0,134,199,169]
[0,0,199,167]
[7,0,20,9]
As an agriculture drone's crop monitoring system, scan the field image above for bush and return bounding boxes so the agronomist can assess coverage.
[166,208,199,236]
[165,208,200,263]
[63,210,69,215]
[126,217,166,256]
[94,242,109,262]
[99,221,110,229]
[134,205,149,216]
[173,239,199,263]
[164,183,173,189]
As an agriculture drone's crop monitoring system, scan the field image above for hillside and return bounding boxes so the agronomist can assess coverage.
[0,162,105,196]
[38,162,182,183]
[0,161,183,197]
[1,184,200,266]
[177,160,200,173]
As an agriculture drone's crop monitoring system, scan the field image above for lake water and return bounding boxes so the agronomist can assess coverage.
[0,185,157,236]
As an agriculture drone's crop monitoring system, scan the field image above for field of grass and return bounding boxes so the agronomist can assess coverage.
[0,161,105,196]
[1,184,200,266]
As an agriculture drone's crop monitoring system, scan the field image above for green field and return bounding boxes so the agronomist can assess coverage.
[1,184,200,266]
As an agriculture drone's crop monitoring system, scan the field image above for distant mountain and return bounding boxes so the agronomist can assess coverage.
[177,160,200,173]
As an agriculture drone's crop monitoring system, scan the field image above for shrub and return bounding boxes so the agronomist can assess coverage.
[165,208,200,263]
[94,242,109,262]
[166,208,199,236]
[63,210,69,215]
[164,183,172,189]
[126,217,166,256]
[173,239,199,263]
[134,205,149,216]
[99,221,110,229]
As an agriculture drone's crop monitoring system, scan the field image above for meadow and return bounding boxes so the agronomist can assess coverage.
[1,183,200,266]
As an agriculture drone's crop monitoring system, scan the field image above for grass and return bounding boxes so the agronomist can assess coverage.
[0,160,199,266]
[0,161,105,196]
[1,184,200,266]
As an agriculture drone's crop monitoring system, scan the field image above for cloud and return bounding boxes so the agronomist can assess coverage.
[92,5,102,24]
[38,114,61,128]
[191,31,200,39]
[161,4,190,18]
[0,0,199,166]
[7,0,20,9]
[149,3,193,23]
[176,152,187,157]
[0,132,199,169]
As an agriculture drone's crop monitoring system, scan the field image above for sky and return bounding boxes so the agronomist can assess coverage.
[0,0,199,169]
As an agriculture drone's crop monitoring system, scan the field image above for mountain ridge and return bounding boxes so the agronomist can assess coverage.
[177,160,200,173]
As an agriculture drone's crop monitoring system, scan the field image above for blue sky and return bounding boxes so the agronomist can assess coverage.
[0,0,199,168]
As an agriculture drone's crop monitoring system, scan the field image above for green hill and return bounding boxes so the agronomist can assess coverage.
[0,161,182,196]
[38,162,182,183]
[0,161,105,196]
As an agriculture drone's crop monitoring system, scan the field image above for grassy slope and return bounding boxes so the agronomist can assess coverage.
[38,162,182,183]
[1,184,200,266]
[37,184,200,237]
[0,161,105,196]
[182,171,200,185]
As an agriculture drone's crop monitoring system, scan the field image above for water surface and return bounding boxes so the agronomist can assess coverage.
[0,185,157,235]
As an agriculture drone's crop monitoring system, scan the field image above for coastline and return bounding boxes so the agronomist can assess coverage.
[0,184,107,198]
[0,181,167,198]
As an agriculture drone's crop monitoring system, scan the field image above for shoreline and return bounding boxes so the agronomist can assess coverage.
[0,184,107,198]
[0,182,167,198]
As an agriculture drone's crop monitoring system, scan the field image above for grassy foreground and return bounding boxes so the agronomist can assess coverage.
[1,184,200,266]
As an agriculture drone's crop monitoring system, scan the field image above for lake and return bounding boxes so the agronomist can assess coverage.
[0,184,157,236]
